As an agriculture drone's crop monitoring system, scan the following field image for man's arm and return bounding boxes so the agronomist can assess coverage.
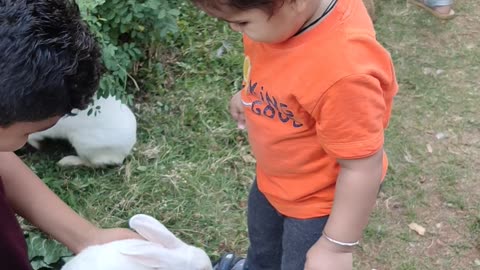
[305,149,384,270]
[0,152,140,253]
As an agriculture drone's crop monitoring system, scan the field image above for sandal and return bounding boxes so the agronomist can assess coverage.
[213,253,246,270]
[408,0,456,20]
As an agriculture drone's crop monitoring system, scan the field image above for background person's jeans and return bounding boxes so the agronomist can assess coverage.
[246,181,329,270]
[426,0,452,6]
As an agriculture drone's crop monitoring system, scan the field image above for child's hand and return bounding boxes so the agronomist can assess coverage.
[230,90,246,130]
[304,236,353,270]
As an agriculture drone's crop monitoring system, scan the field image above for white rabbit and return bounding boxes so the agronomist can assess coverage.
[28,95,136,167]
[61,214,212,270]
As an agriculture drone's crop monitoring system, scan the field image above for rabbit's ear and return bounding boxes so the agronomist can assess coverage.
[129,214,185,249]
[120,242,183,269]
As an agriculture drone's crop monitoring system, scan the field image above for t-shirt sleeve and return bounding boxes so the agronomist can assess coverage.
[312,74,386,159]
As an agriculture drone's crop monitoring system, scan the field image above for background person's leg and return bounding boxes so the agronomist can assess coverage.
[409,0,455,19]
[426,0,452,6]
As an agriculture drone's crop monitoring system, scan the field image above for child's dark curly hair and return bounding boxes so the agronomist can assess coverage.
[0,0,102,127]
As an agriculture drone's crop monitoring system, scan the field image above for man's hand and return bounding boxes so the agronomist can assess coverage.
[230,90,246,130]
[76,227,143,253]
[304,236,353,270]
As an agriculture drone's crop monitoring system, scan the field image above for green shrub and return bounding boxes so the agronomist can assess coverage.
[77,0,179,103]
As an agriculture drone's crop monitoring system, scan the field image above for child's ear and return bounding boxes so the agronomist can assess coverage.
[292,0,309,13]
[129,214,185,249]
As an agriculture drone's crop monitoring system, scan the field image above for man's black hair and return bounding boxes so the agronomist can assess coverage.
[0,0,102,127]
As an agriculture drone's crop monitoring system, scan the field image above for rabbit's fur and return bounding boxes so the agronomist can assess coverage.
[28,95,136,167]
[61,214,212,270]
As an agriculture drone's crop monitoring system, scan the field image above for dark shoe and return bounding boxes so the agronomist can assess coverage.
[213,253,246,270]
[231,258,246,270]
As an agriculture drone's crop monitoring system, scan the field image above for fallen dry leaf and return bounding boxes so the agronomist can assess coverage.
[436,132,447,140]
[422,67,434,75]
[409,222,426,236]
[141,146,161,159]
[426,144,433,153]
[466,43,476,50]
[124,162,131,181]
[419,176,427,183]
[242,154,256,163]
[404,150,415,163]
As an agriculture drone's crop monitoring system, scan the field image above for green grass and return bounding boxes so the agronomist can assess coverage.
[21,0,480,269]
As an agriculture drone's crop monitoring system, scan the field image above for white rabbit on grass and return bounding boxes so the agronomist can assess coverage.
[61,214,212,270]
[28,95,136,167]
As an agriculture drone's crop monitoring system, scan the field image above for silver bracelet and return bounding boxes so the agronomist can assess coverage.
[322,232,360,247]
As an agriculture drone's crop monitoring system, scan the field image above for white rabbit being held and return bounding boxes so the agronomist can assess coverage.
[28,95,136,167]
[61,214,212,270]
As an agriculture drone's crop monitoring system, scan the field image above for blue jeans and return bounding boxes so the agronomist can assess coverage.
[246,181,329,270]
[426,0,452,6]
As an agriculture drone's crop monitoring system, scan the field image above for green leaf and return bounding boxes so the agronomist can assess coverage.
[168,9,180,16]
[30,260,51,270]
[26,232,72,270]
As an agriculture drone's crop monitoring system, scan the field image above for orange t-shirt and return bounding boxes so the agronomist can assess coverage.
[240,0,398,219]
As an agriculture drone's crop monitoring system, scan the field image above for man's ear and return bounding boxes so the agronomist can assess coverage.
[129,214,185,249]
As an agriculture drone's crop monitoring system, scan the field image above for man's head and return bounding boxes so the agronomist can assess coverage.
[192,0,317,43]
[0,0,101,151]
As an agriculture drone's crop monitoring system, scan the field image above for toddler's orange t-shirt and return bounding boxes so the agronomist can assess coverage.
[241,0,398,218]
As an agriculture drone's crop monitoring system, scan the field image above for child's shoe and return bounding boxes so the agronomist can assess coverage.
[213,253,246,270]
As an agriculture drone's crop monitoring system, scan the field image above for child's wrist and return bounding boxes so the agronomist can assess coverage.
[318,234,356,253]
[322,231,360,247]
